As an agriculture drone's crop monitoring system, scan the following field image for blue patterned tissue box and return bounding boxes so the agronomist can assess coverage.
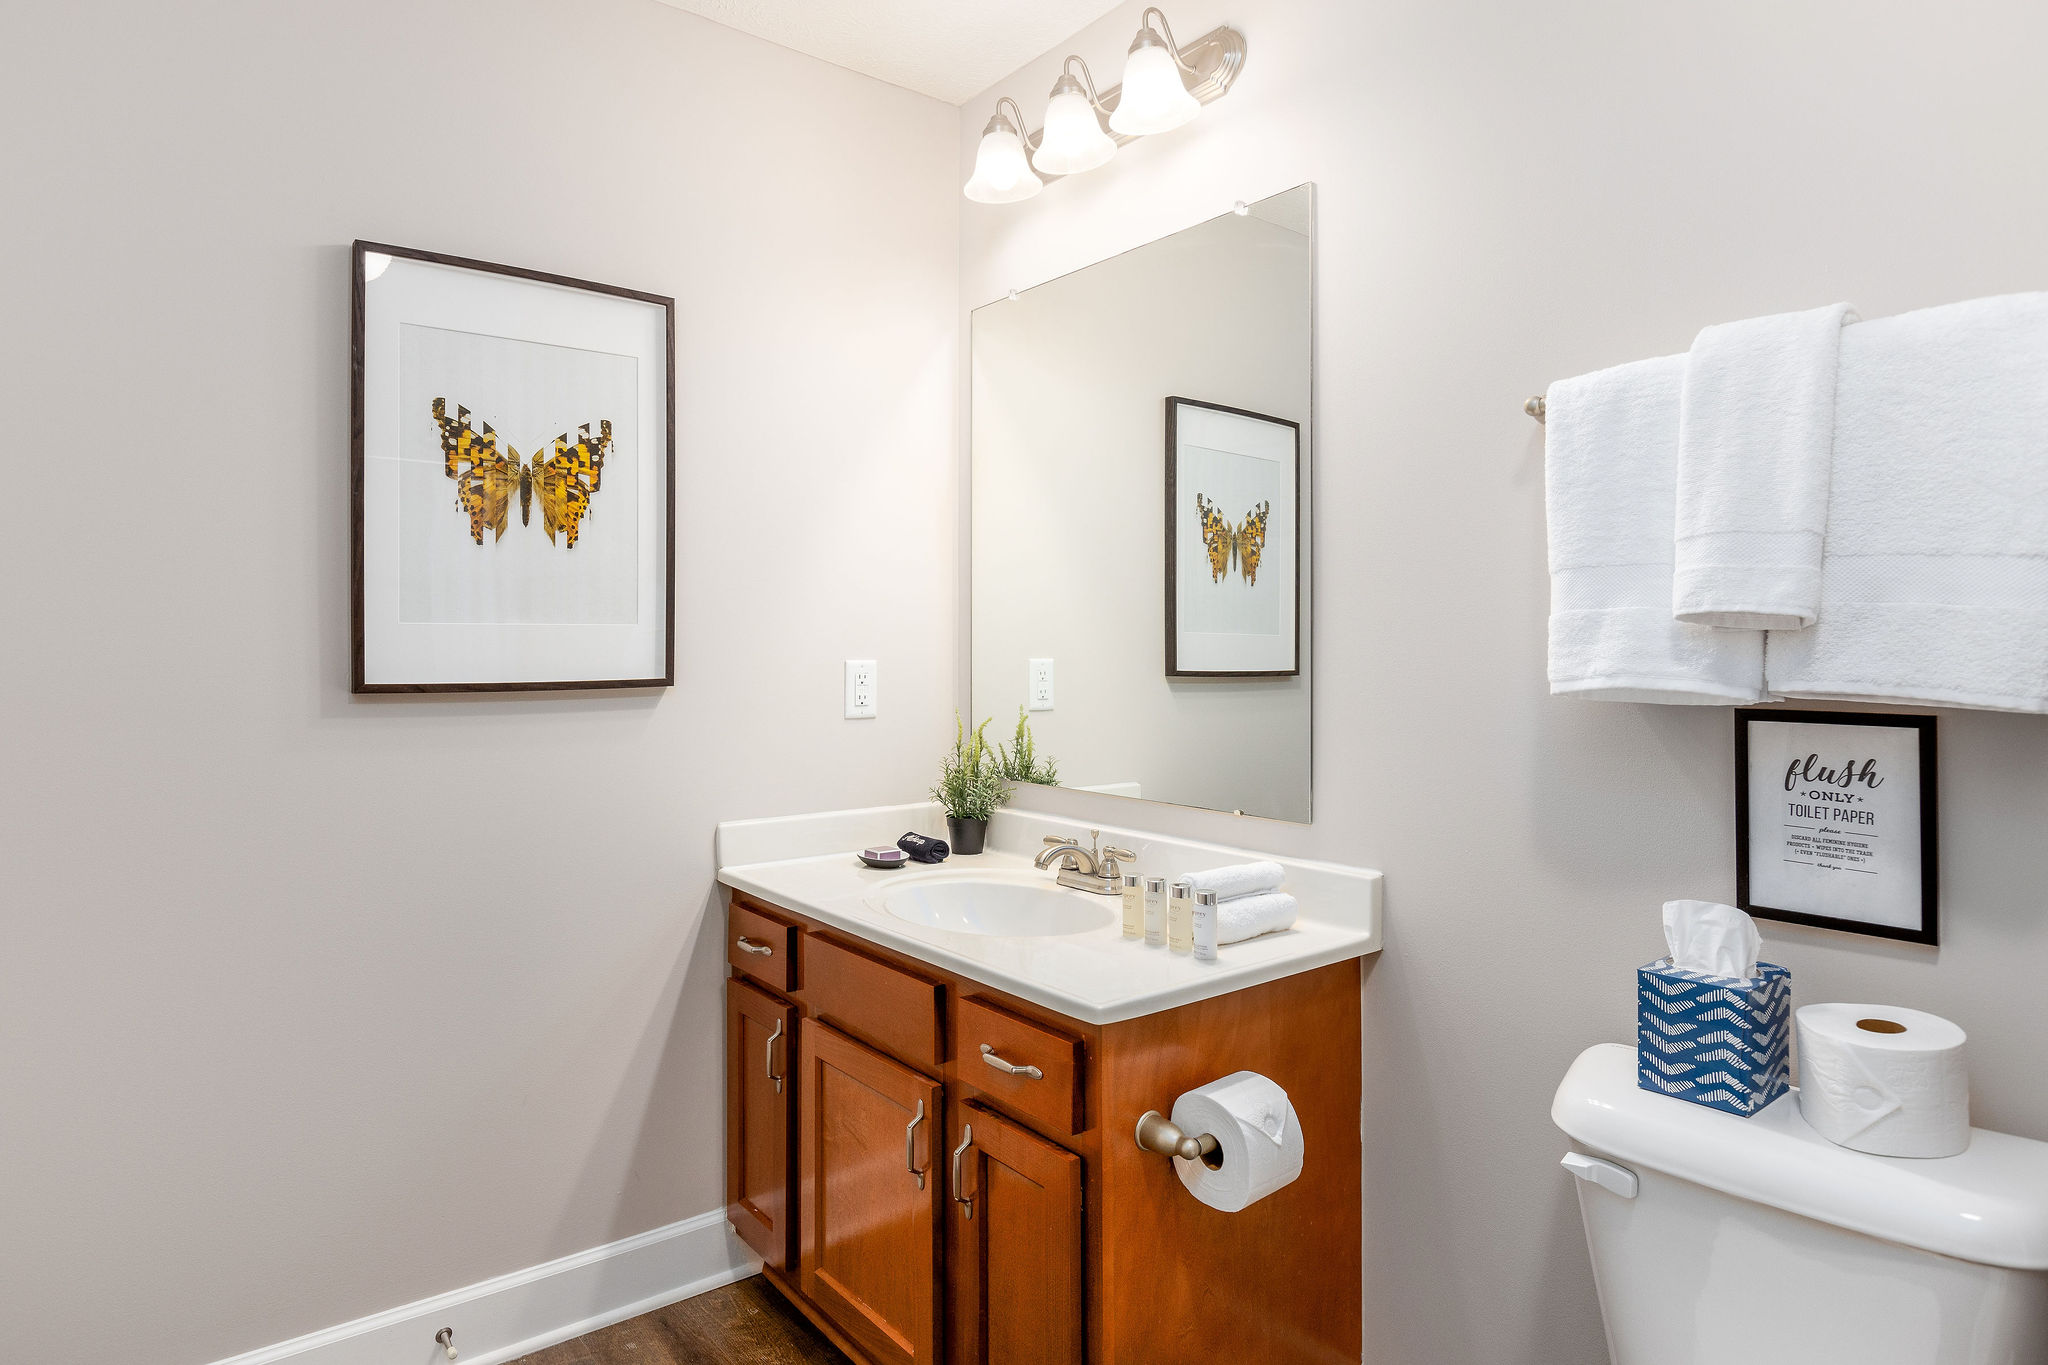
[1637,960,1791,1117]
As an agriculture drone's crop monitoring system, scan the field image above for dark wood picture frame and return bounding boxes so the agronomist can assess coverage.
[350,239,676,694]
[1734,709,1939,945]
[1163,395,1302,678]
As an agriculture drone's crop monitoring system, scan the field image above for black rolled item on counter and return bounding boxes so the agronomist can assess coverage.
[897,831,951,863]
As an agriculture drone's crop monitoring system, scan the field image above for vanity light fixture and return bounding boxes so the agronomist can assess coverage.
[1108,10,1202,137]
[963,8,1246,204]
[1033,59,1117,175]
[963,97,1042,205]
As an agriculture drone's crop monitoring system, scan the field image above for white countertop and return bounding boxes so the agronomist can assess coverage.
[716,804,1382,1025]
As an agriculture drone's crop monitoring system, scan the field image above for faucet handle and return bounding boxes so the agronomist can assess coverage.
[1043,834,1074,846]
[1099,846,1136,877]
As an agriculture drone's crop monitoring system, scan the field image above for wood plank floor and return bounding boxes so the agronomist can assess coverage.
[511,1275,851,1365]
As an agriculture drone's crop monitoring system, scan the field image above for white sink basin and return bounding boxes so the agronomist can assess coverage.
[881,876,1114,938]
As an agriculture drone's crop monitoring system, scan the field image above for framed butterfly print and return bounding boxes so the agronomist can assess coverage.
[1164,396,1301,677]
[351,241,674,692]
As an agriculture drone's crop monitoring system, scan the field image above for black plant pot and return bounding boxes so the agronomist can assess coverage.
[945,816,988,855]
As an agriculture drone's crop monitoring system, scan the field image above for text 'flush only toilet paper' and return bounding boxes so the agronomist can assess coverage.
[1797,1003,1970,1158]
[1169,1071,1305,1213]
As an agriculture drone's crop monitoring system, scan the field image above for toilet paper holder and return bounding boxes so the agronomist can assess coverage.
[1135,1110,1221,1164]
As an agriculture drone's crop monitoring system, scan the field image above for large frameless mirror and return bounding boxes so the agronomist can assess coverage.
[971,184,1314,822]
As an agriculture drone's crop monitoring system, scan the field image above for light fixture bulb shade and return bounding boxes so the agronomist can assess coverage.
[1033,83,1116,175]
[963,114,1042,204]
[1108,33,1199,136]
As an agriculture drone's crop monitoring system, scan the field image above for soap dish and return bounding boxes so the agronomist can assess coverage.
[858,846,909,869]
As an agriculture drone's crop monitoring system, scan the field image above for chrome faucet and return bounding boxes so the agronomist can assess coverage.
[1033,829,1135,895]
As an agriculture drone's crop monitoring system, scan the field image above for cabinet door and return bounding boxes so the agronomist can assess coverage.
[727,978,796,1270]
[799,1019,945,1365]
[946,1101,1085,1365]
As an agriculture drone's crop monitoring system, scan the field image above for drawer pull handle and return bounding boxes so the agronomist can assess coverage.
[764,1018,783,1095]
[906,1099,926,1189]
[735,936,774,956]
[980,1043,1044,1080]
[951,1123,975,1219]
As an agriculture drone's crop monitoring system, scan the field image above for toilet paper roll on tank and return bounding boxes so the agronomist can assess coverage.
[1797,1002,1971,1158]
[1169,1071,1306,1213]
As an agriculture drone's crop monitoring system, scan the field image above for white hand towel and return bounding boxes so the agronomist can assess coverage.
[1545,356,1768,703]
[1215,892,1298,945]
[1768,293,2048,713]
[1675,303,1857,630]
[1185,861,1285,900]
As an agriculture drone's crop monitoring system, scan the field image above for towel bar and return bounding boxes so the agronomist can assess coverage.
[1525,396,1546,423]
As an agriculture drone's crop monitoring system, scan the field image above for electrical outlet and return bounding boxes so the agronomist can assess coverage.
[844,659,876,719]
[1028,658,1054,711]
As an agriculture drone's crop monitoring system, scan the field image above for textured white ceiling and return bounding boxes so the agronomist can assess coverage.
[649,0,1129,104]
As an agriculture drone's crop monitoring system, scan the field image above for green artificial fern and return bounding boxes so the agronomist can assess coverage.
[932,713,1010,820]
[996,706,1060,786]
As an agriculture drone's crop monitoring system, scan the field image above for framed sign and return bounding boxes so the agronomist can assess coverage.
[1164,396,1301,677]
[1735,710,1938,944]
[351,241,674,692]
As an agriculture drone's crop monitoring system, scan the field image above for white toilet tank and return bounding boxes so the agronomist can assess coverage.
[1553,1044,2048,1365]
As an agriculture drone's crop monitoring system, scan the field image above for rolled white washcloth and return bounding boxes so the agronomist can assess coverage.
[1184,860,1285,901]
[1215,892,1298,945]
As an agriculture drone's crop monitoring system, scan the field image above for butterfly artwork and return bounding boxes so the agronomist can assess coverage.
[1194,494,1273,586]
[431,397,613,548]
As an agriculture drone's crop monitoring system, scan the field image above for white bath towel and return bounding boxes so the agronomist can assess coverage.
[1767,293,2048,712]
[1675,303,1857,630]
[1215,892,1298,945]
[1545,356,1768,703]
[1185,861,1285,901]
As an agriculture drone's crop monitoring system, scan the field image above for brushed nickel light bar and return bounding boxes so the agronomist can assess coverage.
[964,8,1249,205]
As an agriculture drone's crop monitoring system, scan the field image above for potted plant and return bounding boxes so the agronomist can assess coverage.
[996,707,1059,787]
[931,713,1007,854]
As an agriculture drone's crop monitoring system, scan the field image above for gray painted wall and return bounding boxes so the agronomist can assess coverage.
[961,2,2048,1360]
[1,2,959,1360]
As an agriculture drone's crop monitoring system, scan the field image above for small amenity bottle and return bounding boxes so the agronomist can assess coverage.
[1168,878,1194,953]
[1143,876,1168,947]
[1121,873,1144,939]
[1192,889,1218,962]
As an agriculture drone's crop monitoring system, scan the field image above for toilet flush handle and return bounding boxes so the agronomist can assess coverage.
[1561,1151,1639,1200]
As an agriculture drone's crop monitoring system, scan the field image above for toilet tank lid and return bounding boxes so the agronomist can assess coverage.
[1552,1044,2048,1271]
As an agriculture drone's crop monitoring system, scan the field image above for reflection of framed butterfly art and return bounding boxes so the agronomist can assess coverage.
[351,241,674,692]
[1164,396,1301,677]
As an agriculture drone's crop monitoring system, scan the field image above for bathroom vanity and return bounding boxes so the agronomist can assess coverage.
[717,805,1381,1365]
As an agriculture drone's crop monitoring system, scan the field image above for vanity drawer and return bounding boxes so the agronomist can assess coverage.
[955,995,1085,1135]
[728,898,798,993]
[801,934,943,1071]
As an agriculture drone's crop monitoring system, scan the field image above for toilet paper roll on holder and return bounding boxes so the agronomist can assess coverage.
[1134,1109,1220,1164]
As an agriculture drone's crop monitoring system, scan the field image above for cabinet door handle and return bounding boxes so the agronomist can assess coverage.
[735,936,773,956]
[905,1100,926,1190]
[951,1123,975,1220]
[979,1043,1044,1080]
[764,1018,783,1095]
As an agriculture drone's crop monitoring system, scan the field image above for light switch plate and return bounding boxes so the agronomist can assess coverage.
[845,659,876,719]
[1028,658,1054,711]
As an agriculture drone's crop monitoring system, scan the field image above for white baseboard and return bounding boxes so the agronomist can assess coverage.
[207,1210,762,1365]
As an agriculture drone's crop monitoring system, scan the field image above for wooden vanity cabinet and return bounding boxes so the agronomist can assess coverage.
[798,1018,946,1365]
[946,1100,1086,1365]
[726,977,795,1270]
[723,889,1363,1365]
